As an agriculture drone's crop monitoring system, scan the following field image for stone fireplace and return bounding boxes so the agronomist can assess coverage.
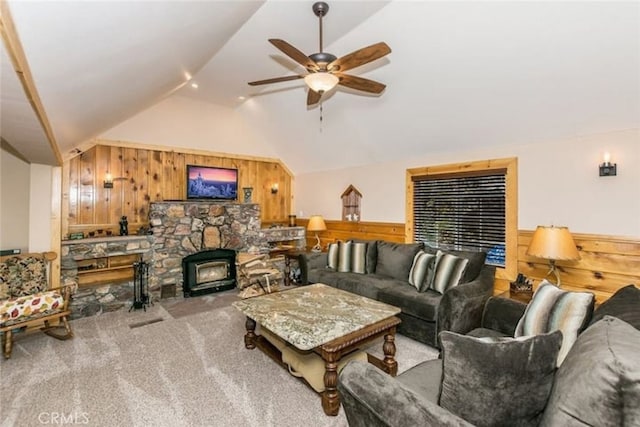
[149,201,261,296]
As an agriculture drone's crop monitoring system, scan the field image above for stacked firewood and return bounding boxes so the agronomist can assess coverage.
[236,253,284,299]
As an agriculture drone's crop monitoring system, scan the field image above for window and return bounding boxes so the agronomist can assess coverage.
[413,172,506,265]
[406,158,517,276]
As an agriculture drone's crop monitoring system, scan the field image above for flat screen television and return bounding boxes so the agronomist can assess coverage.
[186,165,238,200]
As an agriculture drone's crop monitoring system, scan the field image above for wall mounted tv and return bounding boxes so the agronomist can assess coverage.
[186,165,238,200]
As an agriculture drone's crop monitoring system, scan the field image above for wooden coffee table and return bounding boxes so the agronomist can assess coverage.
[232,283,401,416]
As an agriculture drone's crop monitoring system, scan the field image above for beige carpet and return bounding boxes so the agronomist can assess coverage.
[0,293,439,427]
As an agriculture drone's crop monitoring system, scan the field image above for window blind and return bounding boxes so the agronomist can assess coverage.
[413,172,506,266]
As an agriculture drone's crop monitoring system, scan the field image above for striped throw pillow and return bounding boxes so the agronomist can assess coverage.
[430,251,469,294]
[327,243,339,269]
[351,242,367,274]
[337,241,353,273]
[408,251,437,291]
[515,281,595,366]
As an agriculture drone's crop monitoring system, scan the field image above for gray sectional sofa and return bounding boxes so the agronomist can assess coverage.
[337,284,640,426]
[301,240,495,348]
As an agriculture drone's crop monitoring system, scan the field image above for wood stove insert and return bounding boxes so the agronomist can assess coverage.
[182,249,236,297]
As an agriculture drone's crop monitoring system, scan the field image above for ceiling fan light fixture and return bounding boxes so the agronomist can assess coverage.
[304,72,339,93]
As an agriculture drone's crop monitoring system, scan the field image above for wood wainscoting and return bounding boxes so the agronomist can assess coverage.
[301,219,638,304]
[502,230,640,304]
[297,219,405,251]
[62,141,293,237]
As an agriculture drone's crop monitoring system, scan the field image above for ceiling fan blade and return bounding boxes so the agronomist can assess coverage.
[307,89,322,106]
[336,74,386,94]
[248,75,305,86]
[269,39,319,71]
[328,42,391,73]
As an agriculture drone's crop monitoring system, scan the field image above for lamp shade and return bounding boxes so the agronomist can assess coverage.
[526,226,580,261]
[304,72,339,93]
[307,215,327,232]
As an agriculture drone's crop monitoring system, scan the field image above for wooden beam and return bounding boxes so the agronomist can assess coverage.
[0,2,62,165]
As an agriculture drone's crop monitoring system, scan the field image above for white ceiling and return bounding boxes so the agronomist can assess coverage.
[1,1,639,172]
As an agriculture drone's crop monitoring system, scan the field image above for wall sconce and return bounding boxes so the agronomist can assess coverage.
[599,152,617,177]
[104,172,127,188]
[271,183,279,194]
[104,173,114,189]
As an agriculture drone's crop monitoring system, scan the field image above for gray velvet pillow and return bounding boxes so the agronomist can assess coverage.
[540,316,640,427]
[375,241,422,281]
[589,284,640,330]
[439,330,562,427]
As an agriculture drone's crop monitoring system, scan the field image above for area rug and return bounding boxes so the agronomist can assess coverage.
[0,300,439,427]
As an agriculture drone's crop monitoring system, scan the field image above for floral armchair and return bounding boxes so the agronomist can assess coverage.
[0,252,75,359]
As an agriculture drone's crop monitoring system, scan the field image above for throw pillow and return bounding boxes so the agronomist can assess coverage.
[430,251,469,294]
[588,284,640,330]
[439,330,563,427]
[337,240,352,273]
[350,242,367,274]
[540,316,640,426]
[350,239,378,273]
[375,241,422,281]
[407,251,437,291]
[515,281,594,366]
[327,243,339,270]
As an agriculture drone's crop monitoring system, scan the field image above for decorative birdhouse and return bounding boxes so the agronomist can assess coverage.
[341,185,362,221]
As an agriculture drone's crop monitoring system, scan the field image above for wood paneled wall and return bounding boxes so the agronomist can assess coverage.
[496,230,640,304]
[62,142,292,237]
[297,219,405,250]
[304,220,638,303]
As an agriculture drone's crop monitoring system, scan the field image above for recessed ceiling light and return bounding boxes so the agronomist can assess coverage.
[238,96,246,100]
[190,82,199,89]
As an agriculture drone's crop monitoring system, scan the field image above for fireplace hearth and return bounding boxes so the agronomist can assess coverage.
[182,249,236,297]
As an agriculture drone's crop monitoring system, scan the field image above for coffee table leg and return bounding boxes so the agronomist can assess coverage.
[382,332,398,376]
[244,317,257,349]
[322,356,340,416]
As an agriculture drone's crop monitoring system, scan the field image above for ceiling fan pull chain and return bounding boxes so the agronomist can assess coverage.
[320,103,324,132]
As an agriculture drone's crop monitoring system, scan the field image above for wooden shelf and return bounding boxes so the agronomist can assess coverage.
[75,254,140,287]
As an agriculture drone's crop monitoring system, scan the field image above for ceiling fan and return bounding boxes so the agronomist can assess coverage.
[248,2,391,106]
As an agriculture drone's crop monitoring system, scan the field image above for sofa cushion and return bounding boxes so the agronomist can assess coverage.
[540,316,640,427]
[333,273,400,300]
[408,251,437,291]
[430,251,468,294]
[515,281,594,365]
[589,284,640,330]
[439,330,563,427]
[397,358,443,404]
[375,242,422,281]
[0,290,65,326]
[0,256,48,297]
[307,268,343,285]
[378,285,442,321]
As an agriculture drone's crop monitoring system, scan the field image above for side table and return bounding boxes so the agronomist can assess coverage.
[500,290,533,305]
[283,250,309,286]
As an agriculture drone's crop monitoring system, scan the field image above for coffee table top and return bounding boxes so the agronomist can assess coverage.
[232,283,401,350]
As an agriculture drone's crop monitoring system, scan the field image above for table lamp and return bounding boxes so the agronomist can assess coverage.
[307,215,327,252]
[526,225,580,287]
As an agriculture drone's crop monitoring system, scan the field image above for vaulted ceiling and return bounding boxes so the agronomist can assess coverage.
[2,1,639,174]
